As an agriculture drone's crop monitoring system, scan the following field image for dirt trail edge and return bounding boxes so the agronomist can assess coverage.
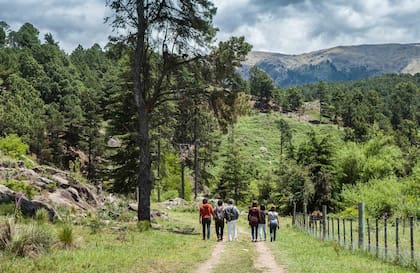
[238,228,286,273]
[254,240,287,273]
[194,240,226,273]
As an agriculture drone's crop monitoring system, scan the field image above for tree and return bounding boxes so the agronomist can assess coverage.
[0,21,8,48]
[296,130,335,210]
[278,118,293,161]
[106,0,251,222]
[282,87,303,112]
[8,23,40,49]
[217,130,251,204]
[249,65,275,102]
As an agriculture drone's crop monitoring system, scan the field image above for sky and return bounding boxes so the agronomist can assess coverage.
[0,0,419,54]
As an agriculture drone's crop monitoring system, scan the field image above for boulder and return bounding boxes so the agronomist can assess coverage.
[0,184,14,203]
[0,185,59,221]
[52,174,70,188]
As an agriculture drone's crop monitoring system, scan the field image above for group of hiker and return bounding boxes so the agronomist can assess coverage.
[199,199,279,242]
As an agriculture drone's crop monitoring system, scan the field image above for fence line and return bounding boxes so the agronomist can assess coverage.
[293,203,419,268]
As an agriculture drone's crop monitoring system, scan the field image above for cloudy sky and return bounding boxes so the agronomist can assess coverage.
[1,0,419,54]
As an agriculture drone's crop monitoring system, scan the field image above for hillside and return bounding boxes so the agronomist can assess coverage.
[240,43,420,86]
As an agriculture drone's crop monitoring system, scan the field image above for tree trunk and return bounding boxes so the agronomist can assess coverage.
[135,0,152,222]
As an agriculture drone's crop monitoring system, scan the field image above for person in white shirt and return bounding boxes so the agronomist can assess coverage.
[223,199,240,241]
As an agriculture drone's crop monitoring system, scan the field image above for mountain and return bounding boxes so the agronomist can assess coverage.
[240,43,420,87]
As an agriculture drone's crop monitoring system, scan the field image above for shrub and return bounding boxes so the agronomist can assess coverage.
[87,217,102,234]
[58,224,74,248]
[8,224,53,257]
[0,218,15,251]
[0,135,28,159]
[161,190,179,201]
[35,209,49,224]
[137,221,151,232]
[1,180,36,199]
[0,203,15,216]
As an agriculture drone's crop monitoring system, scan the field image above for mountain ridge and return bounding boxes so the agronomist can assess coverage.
[240,43,420,86]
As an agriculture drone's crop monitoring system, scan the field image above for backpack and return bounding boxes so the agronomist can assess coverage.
[225,207,234,222]
[259,211,266,223]
[214,206,224,222]
[249,208,259,225]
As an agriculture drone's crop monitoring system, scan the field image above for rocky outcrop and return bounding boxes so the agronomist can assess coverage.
[0,185,59,221]
[0,165,101,219]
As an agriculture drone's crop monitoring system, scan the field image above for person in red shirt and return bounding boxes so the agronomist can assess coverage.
[199,198,214,240]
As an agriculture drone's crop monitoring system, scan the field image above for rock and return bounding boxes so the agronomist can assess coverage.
[52,173,70,188]
[260,146,268,153]
[67,187,80,202]
[0,185,14,203]
[70,183,98,206]
[0,185,59,221]
[128,203,138,211]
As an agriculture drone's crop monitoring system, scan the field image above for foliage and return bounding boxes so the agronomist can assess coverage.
[0,218,14,251]
[0,135,28,158]
[57,224,74,248]
[34,209,49,225]
[1,180,35,199]
[8,224,53,257]
[340,177,419,218]
[0,204,15,216]
[216,130,253,203]
[249,65,275,101]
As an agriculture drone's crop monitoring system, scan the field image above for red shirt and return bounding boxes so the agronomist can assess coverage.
[199,203,214,219]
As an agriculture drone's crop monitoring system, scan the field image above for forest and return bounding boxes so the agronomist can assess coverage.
[0,12,419,223]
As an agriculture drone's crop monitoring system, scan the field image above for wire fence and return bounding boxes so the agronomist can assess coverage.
[293,204,419,269]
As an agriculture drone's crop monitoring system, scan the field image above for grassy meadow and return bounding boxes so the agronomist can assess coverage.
[1,206,418,273]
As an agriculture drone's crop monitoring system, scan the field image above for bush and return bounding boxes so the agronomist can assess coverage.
[1,180,35,199]
[35,209,49,224]
[0,203,15,216]
[58,224,74,248]
[137,221,151,232]
[8,224,53,257]
[0,218,14,251]
[0,135,28,159]
[161,190,179,201]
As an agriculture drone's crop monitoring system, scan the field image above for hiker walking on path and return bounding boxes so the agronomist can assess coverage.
[224,199,240,241]
[214,200,225,241]
[258,204,267,241]
[199,198,214,240]
[248,202,261,242]
[268,206,279,242]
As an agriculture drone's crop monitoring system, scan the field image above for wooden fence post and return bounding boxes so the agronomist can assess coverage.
[395,217,399,258]
[375,218,379,257]
[337,218,340,243]
[322,205,327,240]
[410,216,414,261]
[350,218,353,250]
[358,202,365,249]
[303,203,307,230]
[292,202,296,226]
[343,218,346,247]
[384,216,388,258]
[367,218,371,252]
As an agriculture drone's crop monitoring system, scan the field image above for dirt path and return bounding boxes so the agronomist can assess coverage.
[254,240,287,273]
[195,228,286,273]
[194,241,226,273]
[238,228,287,273]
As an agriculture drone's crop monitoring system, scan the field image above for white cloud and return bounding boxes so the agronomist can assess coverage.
[1,0,419,54]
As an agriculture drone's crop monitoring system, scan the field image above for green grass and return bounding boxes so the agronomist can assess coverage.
[212,239,261,273]
[0,212,214,273]
[212,111,344,180]
[269,218,417,273]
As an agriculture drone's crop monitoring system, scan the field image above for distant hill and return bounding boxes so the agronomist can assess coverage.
[239,43,420,87]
